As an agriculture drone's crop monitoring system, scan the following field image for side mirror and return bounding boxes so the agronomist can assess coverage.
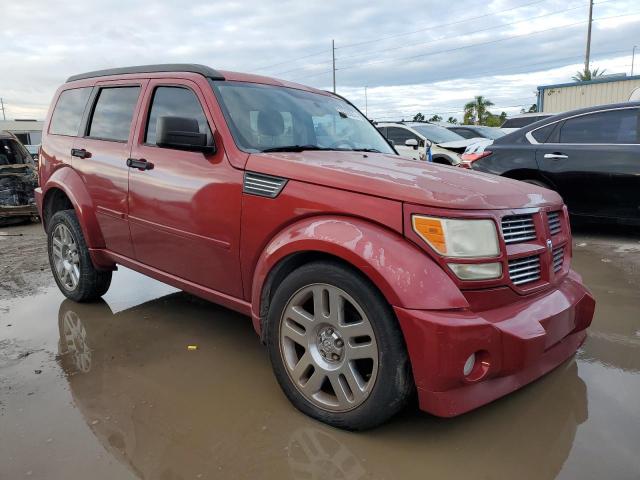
[405,138,418,150]
[156,116,215,153]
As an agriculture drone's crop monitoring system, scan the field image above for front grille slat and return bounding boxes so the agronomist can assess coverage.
[501,215,536,244]
[552,246,564,272]
[508,254,541,285]
[548,211,561,236]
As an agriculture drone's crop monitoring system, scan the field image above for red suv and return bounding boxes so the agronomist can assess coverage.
[36,64,595,430]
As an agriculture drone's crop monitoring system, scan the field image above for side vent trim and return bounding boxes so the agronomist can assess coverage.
[243,172,288,198]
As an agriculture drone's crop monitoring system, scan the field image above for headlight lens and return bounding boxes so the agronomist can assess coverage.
[412,216,499,258]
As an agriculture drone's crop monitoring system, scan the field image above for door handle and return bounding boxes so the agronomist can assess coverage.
[543,153,568,160]
[71,148,90,159]
[126,158,154,171]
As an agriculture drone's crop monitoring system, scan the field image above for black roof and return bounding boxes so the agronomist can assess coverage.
[66,64,225,82]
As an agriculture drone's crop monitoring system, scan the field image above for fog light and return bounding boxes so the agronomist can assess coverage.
[448,262,501,280]
[463,353,476,376]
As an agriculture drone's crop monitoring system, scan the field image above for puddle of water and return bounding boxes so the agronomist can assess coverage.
[1,252,639,479]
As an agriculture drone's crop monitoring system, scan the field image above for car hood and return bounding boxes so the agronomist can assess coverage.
[436,137,485,149]
[246,151,562,210]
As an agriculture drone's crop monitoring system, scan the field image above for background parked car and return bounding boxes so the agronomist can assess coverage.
[0,130,39,224]
[445,125,506,140]
[460,102,640,225]
[376,122,482,165]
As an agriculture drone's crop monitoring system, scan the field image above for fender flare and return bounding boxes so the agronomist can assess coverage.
[250,216,469,335]
[42,167,106,249]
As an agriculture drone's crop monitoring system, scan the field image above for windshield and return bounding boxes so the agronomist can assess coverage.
[410,124,465,143]
[0,138,32,165]
[212,81,394,154]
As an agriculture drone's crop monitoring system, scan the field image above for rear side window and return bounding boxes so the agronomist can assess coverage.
[145,86,212,145]
[560,109,639,144]
[49,87,92,136]
[531,123,557,143]
[450,128,474,139]
[88,87,140,142]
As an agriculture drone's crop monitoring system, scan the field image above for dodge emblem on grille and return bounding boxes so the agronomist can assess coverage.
[546,239,553,252]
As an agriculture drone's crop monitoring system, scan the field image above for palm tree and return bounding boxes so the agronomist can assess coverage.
[572,67,606,82]
[463,96,494,125]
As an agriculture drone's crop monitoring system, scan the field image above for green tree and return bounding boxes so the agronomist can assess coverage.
[413,112,425,121]
[463,96,494,125]
[572,67,606,82]
[428,114,442,122]
[447,117,458,124]
[528,103,537,113]
[484,111,507,127]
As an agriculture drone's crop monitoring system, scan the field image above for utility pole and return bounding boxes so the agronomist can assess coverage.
[584,0,594,76]
[632,45,637,76]
[0,98,5,121]
[332,39,336,93]
[364,86,368,117]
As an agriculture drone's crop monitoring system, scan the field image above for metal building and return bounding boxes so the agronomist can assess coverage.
[0,119,43,146]
[537,74,640,113]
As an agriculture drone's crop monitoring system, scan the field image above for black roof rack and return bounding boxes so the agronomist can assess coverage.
[66,64,225,83]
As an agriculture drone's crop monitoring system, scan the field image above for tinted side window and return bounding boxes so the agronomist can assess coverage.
[145,87,212,145]
[450,128,474,139]
[531,122,558,143]
[49,87,92,136]
[560,109,639,144]
[88,87,140,142]
[386,127,417,145]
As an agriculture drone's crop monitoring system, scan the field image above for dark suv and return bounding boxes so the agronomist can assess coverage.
[461,102,640,225]
[37,64,594,430]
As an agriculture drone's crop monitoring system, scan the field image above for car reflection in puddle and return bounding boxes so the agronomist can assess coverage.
[56,293,588,480]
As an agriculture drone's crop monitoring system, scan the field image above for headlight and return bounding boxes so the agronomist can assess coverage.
[448,262,502,280]
[412,215,499,258]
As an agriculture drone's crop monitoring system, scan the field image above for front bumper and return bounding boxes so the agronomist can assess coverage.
[395,269,595,417]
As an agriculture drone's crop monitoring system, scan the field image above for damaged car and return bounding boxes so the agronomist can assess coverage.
[0,131,39,224]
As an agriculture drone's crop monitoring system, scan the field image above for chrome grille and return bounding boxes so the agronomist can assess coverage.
[548,211,561,236]
[552,247,564,272]
[243,172,287,198]
[508,255,541,285]
[501,215,536,244]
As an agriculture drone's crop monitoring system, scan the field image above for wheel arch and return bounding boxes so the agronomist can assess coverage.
[250,216,469,340]
[42,167,106,249]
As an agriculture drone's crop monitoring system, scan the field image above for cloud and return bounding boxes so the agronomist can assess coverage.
[0,0,638,121]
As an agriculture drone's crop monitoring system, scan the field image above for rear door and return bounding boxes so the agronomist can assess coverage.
[534,107,640,220]
[75,80,147,258]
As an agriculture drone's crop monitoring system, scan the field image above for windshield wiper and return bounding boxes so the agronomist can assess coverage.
[350,148,382,153]
[261,145,338,153]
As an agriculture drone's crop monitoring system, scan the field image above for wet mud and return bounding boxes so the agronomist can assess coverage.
[1,223,639,479]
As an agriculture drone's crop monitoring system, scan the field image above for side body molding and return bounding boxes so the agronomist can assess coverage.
[42,166,106,250]
[250,216,469,335]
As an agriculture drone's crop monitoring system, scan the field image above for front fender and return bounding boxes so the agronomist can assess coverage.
[250,216,469,335]
[43,166,106,249]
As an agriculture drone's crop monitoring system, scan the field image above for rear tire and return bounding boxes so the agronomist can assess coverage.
[266,261,414,430]
[47,209,112,302]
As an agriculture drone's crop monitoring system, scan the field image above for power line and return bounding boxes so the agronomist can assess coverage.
[335,12,640,72]
[335,3,589,63]
[335,0,552,50]
[253,0,555,73]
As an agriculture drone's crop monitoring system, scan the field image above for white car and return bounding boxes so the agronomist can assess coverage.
[376,122,484,165]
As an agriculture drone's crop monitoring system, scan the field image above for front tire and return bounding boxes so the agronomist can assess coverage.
[266,261,414,430]
[47,209,112,302]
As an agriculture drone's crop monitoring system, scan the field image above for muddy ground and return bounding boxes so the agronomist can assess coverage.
[1,222,639,480]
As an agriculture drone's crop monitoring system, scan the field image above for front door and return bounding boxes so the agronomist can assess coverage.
[127,79,243,297]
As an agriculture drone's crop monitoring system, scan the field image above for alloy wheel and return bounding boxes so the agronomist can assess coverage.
[51,223,80,291]
[279,283,379,412]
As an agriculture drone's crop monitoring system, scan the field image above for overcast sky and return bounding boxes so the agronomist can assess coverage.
[2,0,639,121]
